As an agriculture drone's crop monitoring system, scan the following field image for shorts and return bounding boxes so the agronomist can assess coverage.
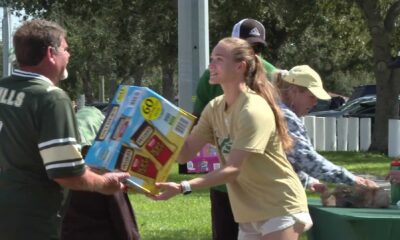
[238,212,313,240]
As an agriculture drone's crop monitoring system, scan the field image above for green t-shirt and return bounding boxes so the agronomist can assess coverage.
[0,70,85,239]
[193,58,276,192]
[76,106,105,147]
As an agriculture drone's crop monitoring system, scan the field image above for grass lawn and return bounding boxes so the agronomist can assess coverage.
[129,151,390,240]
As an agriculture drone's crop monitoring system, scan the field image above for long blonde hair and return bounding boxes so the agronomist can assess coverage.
[220,37,293,152]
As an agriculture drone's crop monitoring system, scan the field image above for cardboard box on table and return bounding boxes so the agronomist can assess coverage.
[85,85,196,194]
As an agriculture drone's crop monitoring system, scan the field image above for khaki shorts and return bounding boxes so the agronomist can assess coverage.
[238,212,313,240]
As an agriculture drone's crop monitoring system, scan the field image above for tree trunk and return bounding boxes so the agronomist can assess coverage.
[357,0,400,153]
[161,64,175,102]
[371,71,400,153]
[81,63,95,104]
[133,67,144,86]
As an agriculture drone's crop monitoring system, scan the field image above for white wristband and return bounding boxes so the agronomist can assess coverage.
[180,180,192,195]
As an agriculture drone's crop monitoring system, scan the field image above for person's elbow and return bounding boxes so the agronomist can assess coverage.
[224,165,241,183]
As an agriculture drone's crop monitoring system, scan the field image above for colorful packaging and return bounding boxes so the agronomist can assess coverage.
[85,85,196,194]
[187,144,220,173]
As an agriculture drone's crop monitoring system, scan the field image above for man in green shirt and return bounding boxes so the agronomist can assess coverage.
[191,19,276,240]
[0,19,129,240]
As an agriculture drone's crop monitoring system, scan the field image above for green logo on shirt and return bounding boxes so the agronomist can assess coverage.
[219,137,232,154]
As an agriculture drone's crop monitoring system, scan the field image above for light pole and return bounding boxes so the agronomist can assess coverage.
[177,0,209,112]
[2,7,12,77]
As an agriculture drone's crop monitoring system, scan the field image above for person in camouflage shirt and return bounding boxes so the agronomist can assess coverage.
[273,65,378,191]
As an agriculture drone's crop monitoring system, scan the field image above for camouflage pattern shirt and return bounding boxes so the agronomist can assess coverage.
[280,103,356,186]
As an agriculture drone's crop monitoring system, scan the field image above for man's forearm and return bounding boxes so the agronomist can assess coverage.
[53,168,128,195]
[54,168,104,191]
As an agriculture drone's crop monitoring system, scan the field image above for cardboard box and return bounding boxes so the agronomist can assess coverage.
[187,144,220,173]
[85,85,196,194]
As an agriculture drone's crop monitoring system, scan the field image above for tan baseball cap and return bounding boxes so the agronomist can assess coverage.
[282,65,331,100]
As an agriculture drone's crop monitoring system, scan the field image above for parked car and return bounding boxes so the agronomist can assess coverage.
[309,85,375,113]
[348,84,376,101]
[309,95,400,132]
[85,102,109,113]
[308,95,378,118]
[309,99,331,113]
[309,96,346,113]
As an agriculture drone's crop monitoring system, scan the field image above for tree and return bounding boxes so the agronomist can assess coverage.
[139,1,178,101]
[5,0,183,101]
[354,0,400,152]
[276,1,374,95]
[209,0,374,95]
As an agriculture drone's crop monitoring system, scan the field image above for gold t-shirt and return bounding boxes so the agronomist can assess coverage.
[191,90,308,223]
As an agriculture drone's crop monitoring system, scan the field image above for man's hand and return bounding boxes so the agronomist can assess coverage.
[96,172,130,195]
[54,167,130,194]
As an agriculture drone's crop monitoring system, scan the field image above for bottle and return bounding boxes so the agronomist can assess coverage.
[390,160,400,205]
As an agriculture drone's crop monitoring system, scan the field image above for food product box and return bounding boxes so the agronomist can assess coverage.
[187,144,220,173]
[85,85,196,194]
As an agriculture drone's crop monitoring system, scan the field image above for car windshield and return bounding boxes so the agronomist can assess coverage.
[336,97,376,112]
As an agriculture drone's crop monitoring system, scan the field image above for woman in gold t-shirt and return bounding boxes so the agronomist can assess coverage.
[152,37,312,240]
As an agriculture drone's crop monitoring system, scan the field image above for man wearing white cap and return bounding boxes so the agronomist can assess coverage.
[188,18,276,240]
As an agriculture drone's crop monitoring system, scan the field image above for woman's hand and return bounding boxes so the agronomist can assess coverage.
[309,182,328,193]
[354,176,379,189]
[149,182,182,200]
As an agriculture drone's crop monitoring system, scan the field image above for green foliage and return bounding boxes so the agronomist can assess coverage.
[275,1,375,95]
[4,0,176,100]
[4,0,400,103]
[141,67,163,93]
[324,70,375,95]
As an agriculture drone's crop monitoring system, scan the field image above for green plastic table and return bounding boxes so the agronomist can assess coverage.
[307,198,400,240]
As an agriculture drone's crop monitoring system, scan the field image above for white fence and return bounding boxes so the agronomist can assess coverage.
[302,116,400,157]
